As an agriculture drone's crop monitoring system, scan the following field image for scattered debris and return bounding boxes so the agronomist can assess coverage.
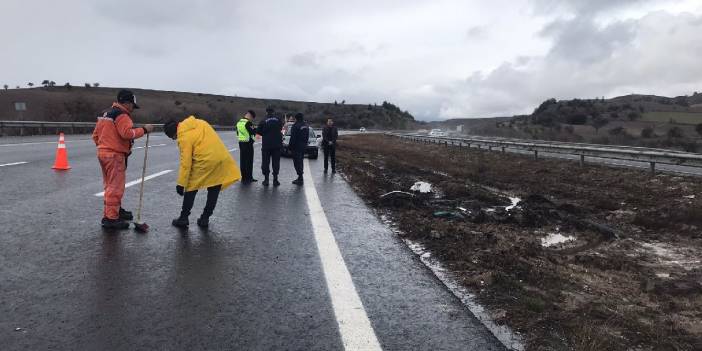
[410,181,432,193]
[339,134,702,350]
[541,233,576,247]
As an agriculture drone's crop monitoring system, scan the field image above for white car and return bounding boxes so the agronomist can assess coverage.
[359,127,367,132]
[429,129,446,137]
[282,124,321,159]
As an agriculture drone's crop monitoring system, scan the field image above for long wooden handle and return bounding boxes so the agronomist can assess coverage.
[136,133,149,222]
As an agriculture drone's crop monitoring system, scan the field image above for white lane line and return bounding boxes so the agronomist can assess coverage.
[94,169,173,197]
[228,147,238,152]
[302,159,382,351]
[0,139,92,147]
[133,143,167,150]
[0,161,28,167]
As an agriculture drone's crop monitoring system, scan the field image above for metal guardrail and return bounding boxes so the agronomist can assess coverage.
[388,132,702,175]
[0,120,235,136]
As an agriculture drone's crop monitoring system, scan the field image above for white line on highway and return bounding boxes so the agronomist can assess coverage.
[0,161,28,167]
[94,169,173,197]
[228,147,238,152]
[133,143,167,150]
[0,139,92,147]
[302,159,382,351]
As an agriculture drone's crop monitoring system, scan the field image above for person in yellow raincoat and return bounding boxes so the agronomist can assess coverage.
[164,116,241,228]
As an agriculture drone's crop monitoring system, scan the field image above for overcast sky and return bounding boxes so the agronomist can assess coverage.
[2,0,701,120]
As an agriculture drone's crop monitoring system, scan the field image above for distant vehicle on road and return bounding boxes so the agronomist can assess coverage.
[282,124,320,159]
[359,127,367,132]
[429,129,447,137]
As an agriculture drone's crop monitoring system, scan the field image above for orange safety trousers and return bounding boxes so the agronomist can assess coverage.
[98,151,126,220]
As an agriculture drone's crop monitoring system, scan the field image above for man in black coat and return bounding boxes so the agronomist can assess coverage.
[257,107,283,186]
[322,118,338,173]
[288,113,310,185]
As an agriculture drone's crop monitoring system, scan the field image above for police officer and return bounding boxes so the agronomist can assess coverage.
[289,112,310,185]
[236,110,257,183]
[257,107,283,186]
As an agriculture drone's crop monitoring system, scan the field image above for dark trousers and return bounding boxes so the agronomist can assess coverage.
[293,150,304,177]
[180,185,222,219]
[261,148,281,178]
[239,142,254,180]
[323,145,336,171]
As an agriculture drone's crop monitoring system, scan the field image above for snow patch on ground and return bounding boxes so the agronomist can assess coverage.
[410,181,432,193]
[506,197,521,211]
[541,233,576,247]
[640,242,701,270]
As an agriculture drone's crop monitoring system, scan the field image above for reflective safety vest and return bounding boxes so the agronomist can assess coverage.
[237,118,251,142]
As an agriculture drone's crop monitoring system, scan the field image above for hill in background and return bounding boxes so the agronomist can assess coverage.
[0,86,416,130]
[435,93,702,152]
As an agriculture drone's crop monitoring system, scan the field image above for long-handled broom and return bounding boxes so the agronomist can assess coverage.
[134,133,150,233]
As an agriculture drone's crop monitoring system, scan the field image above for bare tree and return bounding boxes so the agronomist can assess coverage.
[3,84,7,90]
[85,83,91,88]
[93,82,100,87]
[49,81,56,87]
[28,82,34,87]
[42,80,50,87]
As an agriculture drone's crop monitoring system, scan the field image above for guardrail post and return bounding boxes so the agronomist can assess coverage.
[534,150,538,160]
[650,162,656,176]
[580,154,585,167]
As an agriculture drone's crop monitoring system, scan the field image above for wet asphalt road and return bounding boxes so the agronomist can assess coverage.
[0,133,503,350]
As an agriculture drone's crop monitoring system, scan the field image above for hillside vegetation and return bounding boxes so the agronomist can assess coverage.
[439,93,702,152]
[0,86,415,129]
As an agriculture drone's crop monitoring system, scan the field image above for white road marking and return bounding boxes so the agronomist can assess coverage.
[302,159,382,351]
[0,161,28,167]
[228,147,238,152]
[133,143,167,150]
[0,139,92,147]
[94,169,173,197]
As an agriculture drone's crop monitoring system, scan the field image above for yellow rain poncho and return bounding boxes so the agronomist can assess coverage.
[176,116,241,191]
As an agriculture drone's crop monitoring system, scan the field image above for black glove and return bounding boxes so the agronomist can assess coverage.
[176,185,184,196]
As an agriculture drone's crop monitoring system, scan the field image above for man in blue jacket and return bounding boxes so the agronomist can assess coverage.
[257,107,283,186]
[288,113,310,185]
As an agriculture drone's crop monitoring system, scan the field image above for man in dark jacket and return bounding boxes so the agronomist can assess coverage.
[236,110,257,183]
[257,107,283,186]
[289,113,310,185]
[322,118,338,173]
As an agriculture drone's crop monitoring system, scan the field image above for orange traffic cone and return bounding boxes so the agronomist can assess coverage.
[52,132,71,170]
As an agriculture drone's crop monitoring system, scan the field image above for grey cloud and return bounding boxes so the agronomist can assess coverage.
[530,0,653,15]
[466,26,487,39]
[540,17,636,64]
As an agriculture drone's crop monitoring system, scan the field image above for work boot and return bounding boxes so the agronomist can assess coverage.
[102,218,130,230]
[119,208,133,221]
[332,169,336,174]
[196,216,210,228]
[251,178,258,182]
[292,177,303,185]
[273,177,280,187]
[324,168,328,173]
[171,216,189,228]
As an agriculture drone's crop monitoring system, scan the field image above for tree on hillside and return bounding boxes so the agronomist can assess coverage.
[28,82,34,87]
[641,127,655,138]
[592,116,609,134]
[49,81,56,87]
[64,82,72,90]
[84,83,91,88]
[695,123,702,137]
[15,85,20,89]
[3,84,7,90]
[42,80,50,87]
[93,82,100,87]
[668,126,684,139]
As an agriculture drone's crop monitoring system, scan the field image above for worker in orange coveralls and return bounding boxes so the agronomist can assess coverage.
[92,89,154,229]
